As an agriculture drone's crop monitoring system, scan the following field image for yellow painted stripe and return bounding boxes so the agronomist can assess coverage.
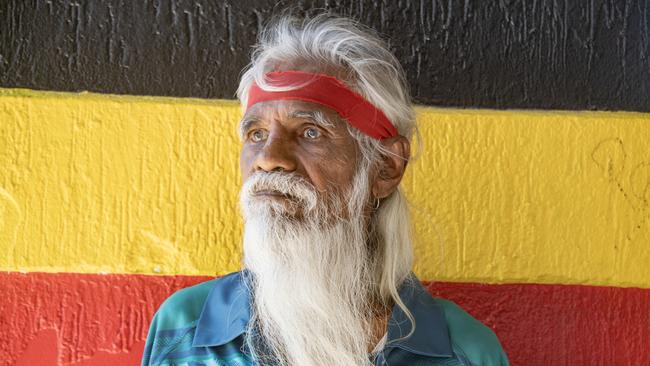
[1,88,649,287]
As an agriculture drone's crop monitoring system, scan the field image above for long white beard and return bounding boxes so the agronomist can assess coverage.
[240,170,380,366]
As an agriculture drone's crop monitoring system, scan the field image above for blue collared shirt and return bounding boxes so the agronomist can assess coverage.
[142,271,509,366]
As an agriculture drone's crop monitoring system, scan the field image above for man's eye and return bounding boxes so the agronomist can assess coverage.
[303,127,321,139]
[249,130,268,142]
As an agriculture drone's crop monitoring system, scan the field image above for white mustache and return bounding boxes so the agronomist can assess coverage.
[241,172,319,211]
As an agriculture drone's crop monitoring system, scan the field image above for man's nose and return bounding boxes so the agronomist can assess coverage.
[254,135,297,172]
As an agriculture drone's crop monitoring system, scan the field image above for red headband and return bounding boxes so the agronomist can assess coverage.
[246,70,398,140]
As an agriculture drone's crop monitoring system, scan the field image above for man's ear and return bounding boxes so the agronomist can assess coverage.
[371,136,410,199]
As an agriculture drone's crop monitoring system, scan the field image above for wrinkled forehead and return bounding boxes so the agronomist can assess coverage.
[243,99,339,121]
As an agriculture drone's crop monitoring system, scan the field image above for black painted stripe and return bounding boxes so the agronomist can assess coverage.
[1,0,649,111]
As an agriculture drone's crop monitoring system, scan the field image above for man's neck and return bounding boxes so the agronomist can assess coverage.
[368,313,388,352]
[367,299,393,353]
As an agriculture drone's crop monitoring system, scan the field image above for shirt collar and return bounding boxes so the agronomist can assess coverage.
[193,271,452,358]
[192,270,252,347]
[384,274,453,358]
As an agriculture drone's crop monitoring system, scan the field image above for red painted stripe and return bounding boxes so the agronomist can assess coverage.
[425,281,650,366]
[3,272,208,366]
[2,272,649,366]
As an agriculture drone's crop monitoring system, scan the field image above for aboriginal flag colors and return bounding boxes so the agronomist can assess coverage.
[2,1,650,365]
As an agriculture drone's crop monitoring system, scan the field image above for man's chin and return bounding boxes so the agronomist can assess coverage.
[243,198,306,222]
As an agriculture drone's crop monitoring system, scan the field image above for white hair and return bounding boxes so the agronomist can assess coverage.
[237,12,418,365]
[237,13,416,138]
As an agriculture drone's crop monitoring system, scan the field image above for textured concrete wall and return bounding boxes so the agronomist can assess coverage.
[1,0,649,111]
[4,272,650,366]
[3,88,650,365]
[2,89,650,287]
[1,90,243,276]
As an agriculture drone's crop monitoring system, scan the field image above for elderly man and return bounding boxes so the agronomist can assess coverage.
[142,13,509,366]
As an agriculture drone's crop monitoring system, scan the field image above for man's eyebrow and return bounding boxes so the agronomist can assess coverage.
[289,110,335,128]
[239,115,259,138]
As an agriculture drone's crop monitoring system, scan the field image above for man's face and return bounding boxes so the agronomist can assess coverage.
[239,101,378,366]
[239,99,361,216]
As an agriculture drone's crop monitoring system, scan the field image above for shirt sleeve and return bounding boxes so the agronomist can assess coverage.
[436,298,510,366]
[140,278,220,366]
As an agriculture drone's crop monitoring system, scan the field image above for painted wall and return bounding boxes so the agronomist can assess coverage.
[2,90,650,286]
[2,0,649,110]
[1,1,650,365]
[5,273,650,366]
[2,89,650,366]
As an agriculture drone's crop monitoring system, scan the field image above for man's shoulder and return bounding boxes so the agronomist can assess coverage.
[431,298,509,366]
[153,271,243,330]
[142,271,247,365]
